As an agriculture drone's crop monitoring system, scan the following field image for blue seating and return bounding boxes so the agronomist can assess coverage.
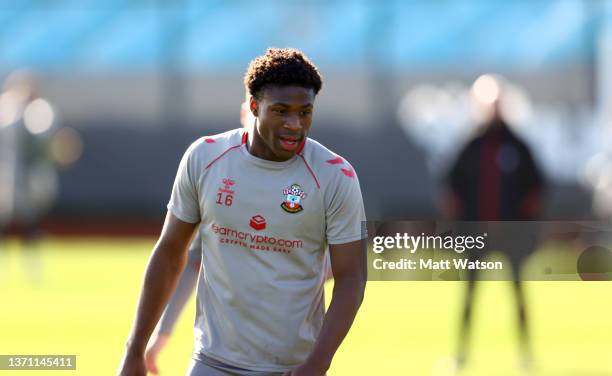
[0,0,601,72]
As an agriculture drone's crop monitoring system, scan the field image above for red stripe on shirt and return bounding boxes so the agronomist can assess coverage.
[296,139,306,154]
[326,156,344,165]
[205,144,242,169]
[298,142,320,189]
[205,130,248,169]
[479,134,500,220]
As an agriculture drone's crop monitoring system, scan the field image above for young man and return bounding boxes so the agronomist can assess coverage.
[144,96,335,375]
[117,48,367,376]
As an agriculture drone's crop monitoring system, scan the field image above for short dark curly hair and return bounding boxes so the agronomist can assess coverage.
[244,47,323,99]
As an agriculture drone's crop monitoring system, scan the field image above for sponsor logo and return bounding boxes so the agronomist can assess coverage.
[211,223,302,254]
[250,215,266,231]
[281,184,306,213]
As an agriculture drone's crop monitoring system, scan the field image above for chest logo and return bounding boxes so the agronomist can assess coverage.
[281,184,307,213]
[249,215,266,231]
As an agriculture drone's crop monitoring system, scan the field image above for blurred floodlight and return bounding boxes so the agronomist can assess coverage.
[3,70,34,103]
[23,98,54,134]
[470,74,533,127]
[49,127,83,167]
[0,90,22,126]
[471,74,500,105]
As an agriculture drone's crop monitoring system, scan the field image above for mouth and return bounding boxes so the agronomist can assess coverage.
[278,135,302,152]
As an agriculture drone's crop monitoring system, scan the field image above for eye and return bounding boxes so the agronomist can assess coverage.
[300,110,312,116]
[272,108,286,115]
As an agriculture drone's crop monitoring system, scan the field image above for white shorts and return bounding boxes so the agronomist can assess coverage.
[185,357,284,376]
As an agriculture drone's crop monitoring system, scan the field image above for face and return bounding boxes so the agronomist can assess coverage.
[249,85,315,162]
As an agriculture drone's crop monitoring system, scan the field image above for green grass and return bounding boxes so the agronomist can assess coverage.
[1,237,611,375]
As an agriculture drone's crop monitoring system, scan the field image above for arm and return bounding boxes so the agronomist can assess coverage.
[145,243,201,374]
[117,212,197,376]
[285,239,367,376]
[158,243,201,335]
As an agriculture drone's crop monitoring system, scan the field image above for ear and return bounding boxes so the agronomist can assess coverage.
[249,96,258,117]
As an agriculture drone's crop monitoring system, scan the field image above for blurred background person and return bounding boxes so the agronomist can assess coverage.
[443,74,545,371]
[0,69,81,283]
[0,70,60,283]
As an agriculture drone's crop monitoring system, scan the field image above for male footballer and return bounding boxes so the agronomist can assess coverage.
[117,48,367,376]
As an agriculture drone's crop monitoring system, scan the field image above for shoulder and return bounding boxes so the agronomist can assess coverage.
[183,128,245,169]
[456,133,483,161]
[300,137,359,189]
[505,129,531,152]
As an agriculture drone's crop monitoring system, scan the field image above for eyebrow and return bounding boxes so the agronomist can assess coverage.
[270,102,313,108]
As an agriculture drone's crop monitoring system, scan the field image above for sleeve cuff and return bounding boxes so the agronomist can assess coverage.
[327,232,368,245]
[167,204,200,224]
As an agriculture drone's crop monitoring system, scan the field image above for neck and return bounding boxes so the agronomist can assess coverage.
[246,124,285,162]
[246,121,254,150]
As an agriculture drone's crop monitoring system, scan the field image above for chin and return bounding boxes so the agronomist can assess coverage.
[273,149,296,161]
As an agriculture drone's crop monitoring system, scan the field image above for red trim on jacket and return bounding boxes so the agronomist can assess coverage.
[205,135,244,169]
[298,141,320,189]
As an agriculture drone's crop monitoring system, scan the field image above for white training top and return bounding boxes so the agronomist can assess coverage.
[167,128,366,372]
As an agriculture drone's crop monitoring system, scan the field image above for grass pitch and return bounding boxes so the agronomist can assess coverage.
[0,237,611,375]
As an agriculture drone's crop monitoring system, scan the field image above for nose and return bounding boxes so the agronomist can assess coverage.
[283,114,302,130]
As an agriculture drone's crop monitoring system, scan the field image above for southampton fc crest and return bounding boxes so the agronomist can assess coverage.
[281,184,307,213]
